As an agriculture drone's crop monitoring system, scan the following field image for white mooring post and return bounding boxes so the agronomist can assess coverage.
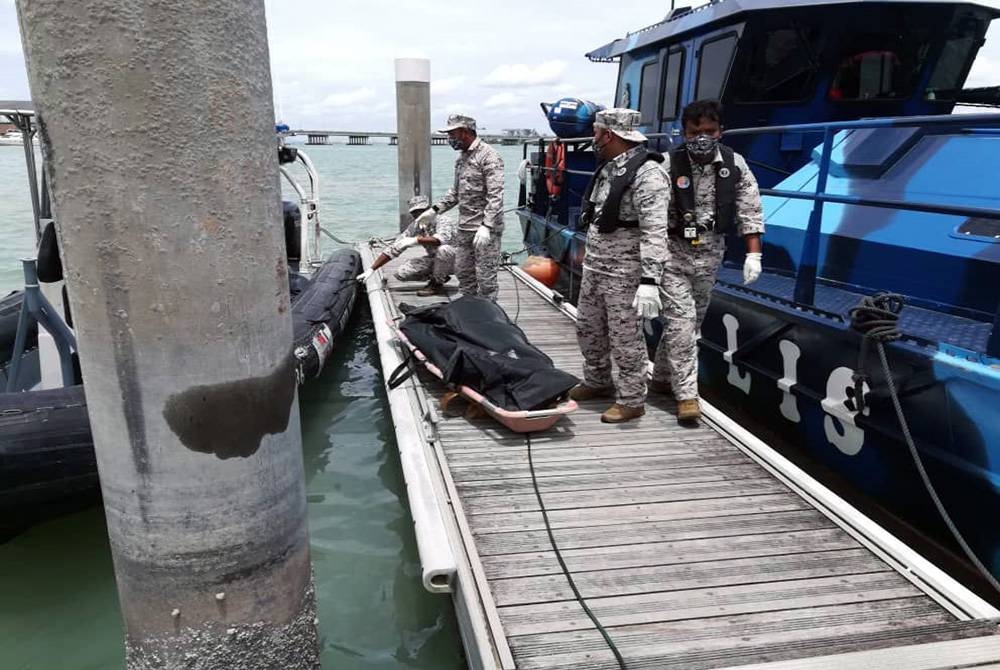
[14,1,321,667]
[394,58,432,232]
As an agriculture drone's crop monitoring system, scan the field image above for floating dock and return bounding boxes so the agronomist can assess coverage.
[359,243,1000,670]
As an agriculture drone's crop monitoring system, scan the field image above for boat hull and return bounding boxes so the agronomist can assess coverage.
[700,286,1000,576]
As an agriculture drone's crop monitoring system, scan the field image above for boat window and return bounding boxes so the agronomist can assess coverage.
[696,34,738,101]
[925,15,985,101]
[639,59,660,124]
[660,49,685,121]
[735,26,821,103]
[829,31,931,101]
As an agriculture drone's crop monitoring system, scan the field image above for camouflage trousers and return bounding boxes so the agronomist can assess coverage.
[652,242,724,400]
[575,269,647,408]
[393,245,456,284]
[454,229,501,301]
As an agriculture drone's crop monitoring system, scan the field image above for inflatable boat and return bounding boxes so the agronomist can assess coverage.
[0,111,360,539]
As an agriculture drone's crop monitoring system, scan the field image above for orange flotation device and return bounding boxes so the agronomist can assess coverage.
[544,141,566,198]
[522,255,560,288]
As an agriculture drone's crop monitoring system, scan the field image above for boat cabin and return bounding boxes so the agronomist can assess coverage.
[587,0,999,185]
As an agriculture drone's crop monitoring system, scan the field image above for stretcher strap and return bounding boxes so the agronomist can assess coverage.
[386,349,417,390]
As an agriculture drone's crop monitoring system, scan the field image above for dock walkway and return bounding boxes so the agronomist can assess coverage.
[359,244,1000,670]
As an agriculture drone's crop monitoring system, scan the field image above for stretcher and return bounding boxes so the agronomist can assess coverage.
[390,321,577,433]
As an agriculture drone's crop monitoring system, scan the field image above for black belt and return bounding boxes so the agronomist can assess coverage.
[668,225,715,238]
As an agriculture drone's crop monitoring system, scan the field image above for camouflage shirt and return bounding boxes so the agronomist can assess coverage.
[434,138,505,233]
[583,145,671,281]
[384,212,457,259]
[669,148,764,254]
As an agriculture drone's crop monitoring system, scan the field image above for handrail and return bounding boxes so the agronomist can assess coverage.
[724,112,1000,136]
[760,188,1000,222]
[520,112,1000,345]
[724,113,1000,306]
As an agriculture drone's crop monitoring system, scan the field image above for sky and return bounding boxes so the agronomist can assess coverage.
[2,0,1000,133]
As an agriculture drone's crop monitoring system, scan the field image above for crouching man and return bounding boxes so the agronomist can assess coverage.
[358,195,457,297]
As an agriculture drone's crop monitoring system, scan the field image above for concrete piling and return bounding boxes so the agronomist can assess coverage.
[14,1,320,667]
[394,58,432,232]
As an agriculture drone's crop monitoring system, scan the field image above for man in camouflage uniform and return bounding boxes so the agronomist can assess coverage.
[357,195,457,296]
[652,99,764,422]
[569,108,670,424]
[414,114,504,300]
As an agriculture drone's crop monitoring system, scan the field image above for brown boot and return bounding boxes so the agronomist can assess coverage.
[601,403,645,424]
[416,281,445,297]
[568,384,615,402]
[677,398,701,422]
[648,379,673,395]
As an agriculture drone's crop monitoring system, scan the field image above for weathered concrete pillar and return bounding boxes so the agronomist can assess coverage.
[395,58,432,232]
[15,2,320,668]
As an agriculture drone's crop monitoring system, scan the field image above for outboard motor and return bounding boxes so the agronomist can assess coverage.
[541,98,605,139]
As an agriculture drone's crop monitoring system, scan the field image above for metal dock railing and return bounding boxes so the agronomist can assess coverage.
[359,243,1000,670]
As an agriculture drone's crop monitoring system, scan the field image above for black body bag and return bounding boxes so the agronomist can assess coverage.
[398,296,579,411]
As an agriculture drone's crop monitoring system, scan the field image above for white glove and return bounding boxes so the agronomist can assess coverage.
[356,268,373,283]
[632,283,662,319]
[399,235,421,249]
[743,252,762,285]
[414,208,436,231]
[473,225,492,250]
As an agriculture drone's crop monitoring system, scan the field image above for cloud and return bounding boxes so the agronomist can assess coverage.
[432,76,467,95]
[318,87,376,108]
[394,48,429,60]
[966,55,1000,88]
[483,60,568,87]
[484,92,522,109]
[442,101,471,112]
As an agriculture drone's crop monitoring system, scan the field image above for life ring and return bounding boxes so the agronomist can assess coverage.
[544,141,566,198]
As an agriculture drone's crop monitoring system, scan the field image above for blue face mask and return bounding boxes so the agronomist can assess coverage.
[685,134,719,161]
[448,138,464,151]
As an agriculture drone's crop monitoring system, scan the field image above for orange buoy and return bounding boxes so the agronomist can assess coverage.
[522,255,560,288]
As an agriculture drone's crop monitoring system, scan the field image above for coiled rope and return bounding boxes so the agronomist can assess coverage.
[849,292,1000,596]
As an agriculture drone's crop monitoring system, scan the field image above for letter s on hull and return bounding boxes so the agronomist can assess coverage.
[821,366,870,456]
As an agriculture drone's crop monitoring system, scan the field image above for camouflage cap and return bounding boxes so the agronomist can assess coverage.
[594,108,646,143]
[438,114,476,133]
[407,194,430,213]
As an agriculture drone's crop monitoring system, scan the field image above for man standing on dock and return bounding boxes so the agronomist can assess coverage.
[652,99,764,423]
[357,195,456,296]
[414,114,504,300]
[570,109,670,424]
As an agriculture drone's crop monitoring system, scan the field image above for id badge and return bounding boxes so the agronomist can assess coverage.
[683,226,698,240]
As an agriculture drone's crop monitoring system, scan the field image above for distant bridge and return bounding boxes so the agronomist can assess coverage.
[286,129,541,146]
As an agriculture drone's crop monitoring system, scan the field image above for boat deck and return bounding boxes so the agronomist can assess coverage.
[359,244,1000,670]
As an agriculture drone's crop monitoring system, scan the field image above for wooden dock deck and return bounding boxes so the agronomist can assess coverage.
[359,244,1000,670]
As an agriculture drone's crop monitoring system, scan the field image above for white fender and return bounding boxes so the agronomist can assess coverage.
[722,314,751,394]
[777,339,801,423]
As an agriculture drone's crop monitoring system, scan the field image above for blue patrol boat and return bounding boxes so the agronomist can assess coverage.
[516,0,1000,586]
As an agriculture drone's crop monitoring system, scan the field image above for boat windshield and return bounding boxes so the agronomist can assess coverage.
[828,23,933,102]
[925,13,987,101]
[735,24,823,103]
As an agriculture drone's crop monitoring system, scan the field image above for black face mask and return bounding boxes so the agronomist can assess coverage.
[685,134,720,163]
[594,131,612,160]
[448,137,464,151]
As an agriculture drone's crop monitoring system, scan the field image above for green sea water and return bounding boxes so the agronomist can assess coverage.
[0,141,530,669]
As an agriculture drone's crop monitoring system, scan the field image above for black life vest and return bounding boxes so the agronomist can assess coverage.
[580,150,665,234]
[669,144,740,235]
